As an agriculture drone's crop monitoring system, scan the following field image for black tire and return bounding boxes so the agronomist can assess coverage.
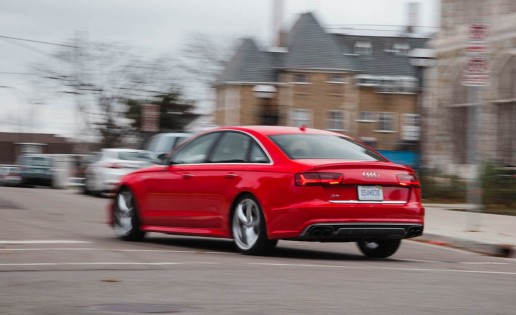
[356,239,402,258]
[113,188,145,241]
[231,194,277,255]
[82,176,92,195]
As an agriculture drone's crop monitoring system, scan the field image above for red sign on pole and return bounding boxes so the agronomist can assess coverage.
[463,22,489,86]
[468,23,488,42]
[141,104,160,132]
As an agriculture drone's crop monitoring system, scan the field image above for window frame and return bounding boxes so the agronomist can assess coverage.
[375,112,397,133]
[290,108,313,128]
[326,110,347,131]
[357,111,378,123]
[293,73,310,84]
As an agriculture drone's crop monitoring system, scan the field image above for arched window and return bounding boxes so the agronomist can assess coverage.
[496,57,516,165]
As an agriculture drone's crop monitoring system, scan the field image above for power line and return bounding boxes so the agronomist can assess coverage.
[0,37,56,57]
[0,34,77,48]
[0,72,35,75]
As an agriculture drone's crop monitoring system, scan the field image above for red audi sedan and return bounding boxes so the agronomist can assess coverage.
[109,126,424,258]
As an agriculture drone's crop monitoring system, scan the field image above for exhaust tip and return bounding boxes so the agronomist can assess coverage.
[407,226,422,237]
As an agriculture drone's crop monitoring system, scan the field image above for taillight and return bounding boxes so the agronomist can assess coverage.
[397,174,420,187]
[295,172,343,186]
[106,163,121,169]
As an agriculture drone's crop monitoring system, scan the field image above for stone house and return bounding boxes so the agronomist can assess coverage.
[214,12,428,151]
[423,0,516,177]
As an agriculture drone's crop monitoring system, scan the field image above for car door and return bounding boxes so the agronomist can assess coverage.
[177,131,253,229]
[141,132,221,227]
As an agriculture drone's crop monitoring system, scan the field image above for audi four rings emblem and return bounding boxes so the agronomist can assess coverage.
[362,171,380,178]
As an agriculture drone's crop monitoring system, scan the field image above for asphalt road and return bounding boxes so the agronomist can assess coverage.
[1,186,515,315]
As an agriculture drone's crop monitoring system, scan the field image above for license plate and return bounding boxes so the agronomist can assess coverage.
[357,186,383,201]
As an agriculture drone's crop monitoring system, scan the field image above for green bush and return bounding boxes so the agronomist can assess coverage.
[420,169,466,201]
[481,163,516,207]
[420,164,515,208]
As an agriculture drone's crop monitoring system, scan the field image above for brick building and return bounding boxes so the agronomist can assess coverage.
[0,132,97,164]
[214,12,428,151]
[423,0,516,177]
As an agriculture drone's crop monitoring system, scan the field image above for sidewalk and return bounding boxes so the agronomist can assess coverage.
[416,203,516,258]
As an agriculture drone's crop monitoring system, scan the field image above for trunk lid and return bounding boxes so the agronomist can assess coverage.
[296,160,415,203]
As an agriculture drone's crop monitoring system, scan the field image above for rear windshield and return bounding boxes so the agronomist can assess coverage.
[269,134,385,161]
[145,135,188,153]
[117,151,152,162]
[19,156,53,167]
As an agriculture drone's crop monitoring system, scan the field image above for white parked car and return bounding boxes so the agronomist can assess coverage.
[0,165,21,186]
[83,149,153,196]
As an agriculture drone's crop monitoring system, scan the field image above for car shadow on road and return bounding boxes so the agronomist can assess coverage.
[143,236,395,261]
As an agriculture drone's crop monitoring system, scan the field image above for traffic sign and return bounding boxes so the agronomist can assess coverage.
[463,22,489,86]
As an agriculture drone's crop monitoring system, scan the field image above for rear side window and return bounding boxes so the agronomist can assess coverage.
[270,134,385,161]
[210,132,251,163]
[249,142,269,163]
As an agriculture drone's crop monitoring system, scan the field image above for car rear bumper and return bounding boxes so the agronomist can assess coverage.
[266,202,424,240]
[296,223,423,241]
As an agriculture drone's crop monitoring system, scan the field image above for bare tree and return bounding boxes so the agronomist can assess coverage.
[33,36,182,147]
[179,33,236,115]
[180,33,233,85]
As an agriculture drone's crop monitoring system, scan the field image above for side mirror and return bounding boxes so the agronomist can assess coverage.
[154,153,170,165]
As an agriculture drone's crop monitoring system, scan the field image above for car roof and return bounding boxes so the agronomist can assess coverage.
[102,148,149,152]
[212,125,348,137]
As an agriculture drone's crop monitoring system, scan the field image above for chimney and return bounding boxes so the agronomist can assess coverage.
[406,2,419,34]
[272,0,285,46]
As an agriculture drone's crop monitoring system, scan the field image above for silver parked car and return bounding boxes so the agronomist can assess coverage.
[83,149,153,196]
[144,132,190,162]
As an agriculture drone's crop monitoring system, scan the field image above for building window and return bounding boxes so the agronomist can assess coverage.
[356,75,379,86]
[393,43,410,55]
[402,114,420,126]
[377,76,417,94]
[326,110,347,131]
[497,103,516,165]
[293,73,310,84]
[290,109,312,127]
[400,77,417,93]
[401,114,420,141]
[327,74,346,83]
[376,112,396,132]
[354,41,372,55]
[357,111,378,122]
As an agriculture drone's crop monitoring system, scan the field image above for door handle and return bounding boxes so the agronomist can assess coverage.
[182,173,194,179]
[225,173,237,179]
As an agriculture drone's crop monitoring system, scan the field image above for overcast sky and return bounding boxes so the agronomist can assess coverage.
[0,0,439,137]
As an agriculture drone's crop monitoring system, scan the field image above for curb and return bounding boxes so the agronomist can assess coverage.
[414,233,515,258]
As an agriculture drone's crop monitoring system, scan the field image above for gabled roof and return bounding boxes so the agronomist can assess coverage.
[215,12,430,85]
[285,13,352,70]
[333,35,428,77]
[216,38,275,84]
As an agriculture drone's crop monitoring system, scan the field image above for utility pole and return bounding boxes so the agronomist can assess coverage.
[463,22,489,231]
